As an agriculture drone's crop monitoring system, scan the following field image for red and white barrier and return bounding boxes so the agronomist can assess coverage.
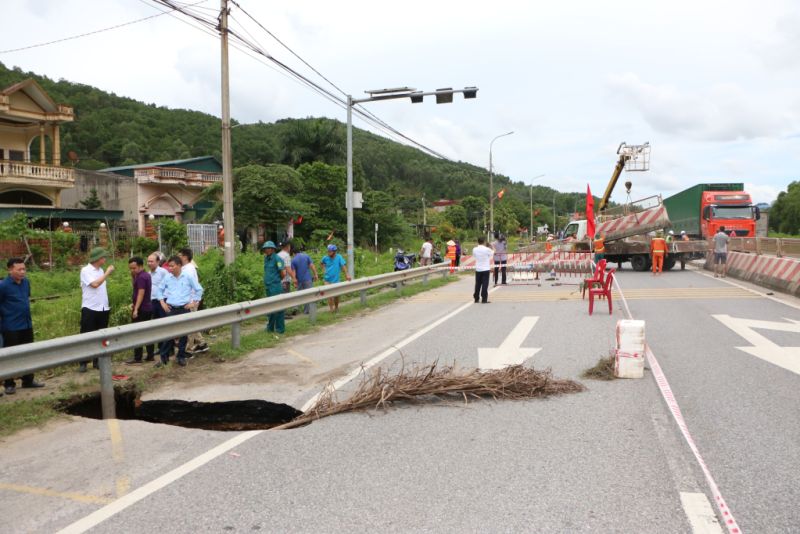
[710,251,800,296]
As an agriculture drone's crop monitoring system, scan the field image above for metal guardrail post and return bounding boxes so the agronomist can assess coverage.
[396,282,402,295]
[309,301,317,323]
[360,289,367,306]
[423,274,429,285]
[98,355,115,419]
[441,269,447,279]
[231,322,241,349]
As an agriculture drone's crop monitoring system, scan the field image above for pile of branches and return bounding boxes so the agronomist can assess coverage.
[281,362,585,429]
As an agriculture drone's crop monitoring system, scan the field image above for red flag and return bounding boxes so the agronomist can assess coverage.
[586,184,596,240]
[497,188,506,199]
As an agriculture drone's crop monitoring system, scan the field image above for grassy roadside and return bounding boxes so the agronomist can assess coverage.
[0,274,459,438]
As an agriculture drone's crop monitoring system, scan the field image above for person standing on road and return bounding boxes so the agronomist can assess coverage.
[262,241,287,333]
[650,231,667,276]
[472,237,493,303]
[147,252,169,354]
[492,232,508,285]
[419,237,433,267]
[593,232,606,265]
[290,244,319,315]
[178,248,208,354]
[79,248,114,373]
[321,244,350,313]
[445,239,457,274]
[278,241,296,293]
[158,256,203,367]
[125,257,154,364]
[454,239,462,268]
[0,258,44,395]
[713,226,730,278]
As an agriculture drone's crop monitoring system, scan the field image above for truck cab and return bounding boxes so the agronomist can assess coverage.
[700,191,759,237]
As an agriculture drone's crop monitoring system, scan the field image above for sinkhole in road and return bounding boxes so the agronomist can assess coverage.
[57,387,304,431]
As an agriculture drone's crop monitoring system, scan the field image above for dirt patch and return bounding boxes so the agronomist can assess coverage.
[582,355,616,380]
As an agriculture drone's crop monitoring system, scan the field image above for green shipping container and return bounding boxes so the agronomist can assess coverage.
[663,183,743,236]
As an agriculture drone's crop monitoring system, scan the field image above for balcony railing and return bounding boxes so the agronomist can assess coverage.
[135,167,222,187]
[0,160,75,185]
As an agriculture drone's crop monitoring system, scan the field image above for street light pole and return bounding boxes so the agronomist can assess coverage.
[528,173,545,241]
[346,86,478,279]
[489,131,514,237]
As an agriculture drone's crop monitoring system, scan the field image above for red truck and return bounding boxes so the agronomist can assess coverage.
[663,183,760,238]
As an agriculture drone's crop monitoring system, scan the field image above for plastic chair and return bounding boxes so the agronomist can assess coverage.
[582,259,607,299]
[589,268,615,316]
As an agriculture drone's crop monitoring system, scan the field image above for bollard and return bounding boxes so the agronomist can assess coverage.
[309,300,317,323]
[360,289,367,306]
[231,322,241,349]
[98,355,116,419]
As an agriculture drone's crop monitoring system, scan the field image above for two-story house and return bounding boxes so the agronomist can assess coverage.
[101,156,222,235]
[0,79,75,208]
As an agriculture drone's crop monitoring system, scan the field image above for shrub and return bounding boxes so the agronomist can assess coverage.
[196,249,264,308]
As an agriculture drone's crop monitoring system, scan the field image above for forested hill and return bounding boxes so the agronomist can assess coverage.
[0,61,584,226]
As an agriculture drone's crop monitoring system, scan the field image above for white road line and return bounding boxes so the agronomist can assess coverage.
[59,286,497,533]
[681,492,724,534]
[693,266,800,311]
[301,286,500,411]
[57,430,263,534]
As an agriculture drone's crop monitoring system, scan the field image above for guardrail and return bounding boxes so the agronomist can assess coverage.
[0,264,449,418]
[728,236,800,258]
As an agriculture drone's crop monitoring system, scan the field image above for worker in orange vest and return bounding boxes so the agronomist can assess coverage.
[545,234,554,252]
[593,232,605,265]
[650,231,667,275]
[445,239,457,274]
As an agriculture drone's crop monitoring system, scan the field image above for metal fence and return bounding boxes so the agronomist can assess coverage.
[187,224,219,256]
[0,264,449,418]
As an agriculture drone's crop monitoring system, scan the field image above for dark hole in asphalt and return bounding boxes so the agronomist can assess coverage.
[57,386,304,431]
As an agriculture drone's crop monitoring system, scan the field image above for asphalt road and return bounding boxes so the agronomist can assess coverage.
[2,266,799,532]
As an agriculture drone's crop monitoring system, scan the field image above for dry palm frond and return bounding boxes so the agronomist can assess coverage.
[582,355,616,381]
[280,363,584,429]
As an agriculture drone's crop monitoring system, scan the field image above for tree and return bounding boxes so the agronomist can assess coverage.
[232,164,314,230]
[280,118,344,166]
[460,196,487,231]
[443,204,468,229]
[769,181,800,235]
[79,188,103,209]
[358,190,410,248]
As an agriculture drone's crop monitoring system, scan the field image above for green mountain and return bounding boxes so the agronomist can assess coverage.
[0,61,585,235]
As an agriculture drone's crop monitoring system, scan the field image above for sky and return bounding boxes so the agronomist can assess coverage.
[3,0,799,204]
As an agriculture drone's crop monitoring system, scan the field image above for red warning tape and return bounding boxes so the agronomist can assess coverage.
[613,276,741,533]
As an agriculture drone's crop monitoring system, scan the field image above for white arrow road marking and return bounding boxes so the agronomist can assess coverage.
[478,316,541,371]
[713,314,800,376]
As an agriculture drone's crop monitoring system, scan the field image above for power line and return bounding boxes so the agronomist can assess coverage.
[149,0,452,160]
[0,11,173,54]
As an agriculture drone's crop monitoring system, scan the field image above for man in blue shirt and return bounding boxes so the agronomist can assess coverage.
[158,256,204,367]
[0,257,44,395]
[320,244,350,313]
[147,252,169,354]
[290,244,319,314]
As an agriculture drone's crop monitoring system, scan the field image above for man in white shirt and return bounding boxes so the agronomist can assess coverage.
[178,248,208,354]
[78,247,115,372]
[419,237,433,267]
[472,237,494,303]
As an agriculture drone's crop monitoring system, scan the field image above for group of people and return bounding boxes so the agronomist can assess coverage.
[260,240,350,334]
[0,246,208,395]
[470,233,510,304]
[420,237,464,274]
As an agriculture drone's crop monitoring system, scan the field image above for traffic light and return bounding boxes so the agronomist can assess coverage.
[410,92,424,104]
[463,87,478,99]
[436,88,453,104]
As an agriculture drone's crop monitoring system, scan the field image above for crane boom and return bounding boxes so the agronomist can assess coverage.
[598,142,650,212]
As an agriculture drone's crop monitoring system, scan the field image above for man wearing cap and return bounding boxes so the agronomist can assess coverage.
[262,241,287,334]
[321,244,350,313]
[680,230,689,241]
[79,247,115,372]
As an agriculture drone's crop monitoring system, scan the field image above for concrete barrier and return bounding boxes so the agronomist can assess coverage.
[704,251,800,296]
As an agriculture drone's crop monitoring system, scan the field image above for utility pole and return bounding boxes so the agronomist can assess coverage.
[421,195,426,230]
[346,95,354,279]
[219,0,239,347]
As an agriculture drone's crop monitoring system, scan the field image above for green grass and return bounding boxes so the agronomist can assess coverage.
[767,231,800,239]
[0,273,458,437]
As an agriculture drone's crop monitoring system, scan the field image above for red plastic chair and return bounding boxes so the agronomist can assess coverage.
[582,259,607,299]
[589,268,615,315]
